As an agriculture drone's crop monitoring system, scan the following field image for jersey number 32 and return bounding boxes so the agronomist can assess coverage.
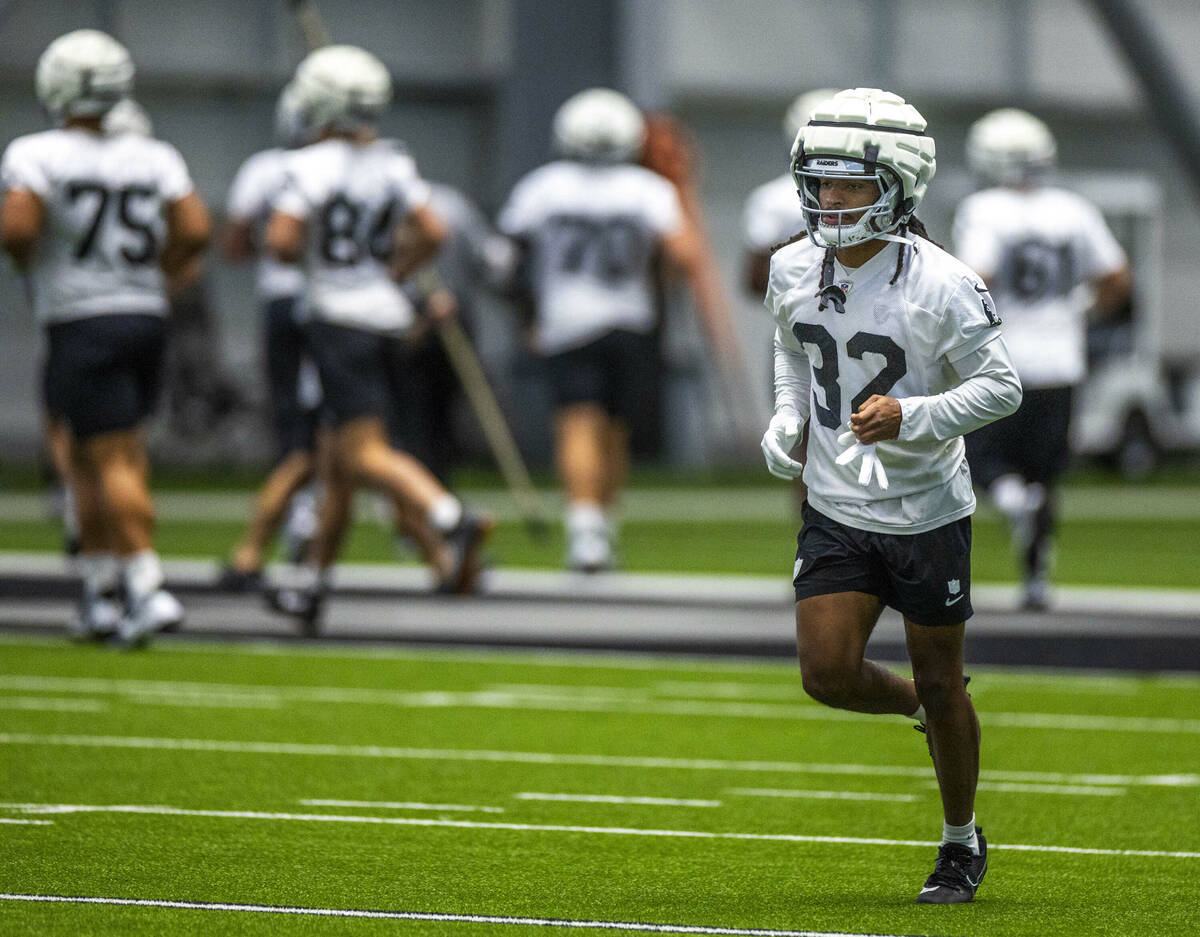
[791,323,907,430]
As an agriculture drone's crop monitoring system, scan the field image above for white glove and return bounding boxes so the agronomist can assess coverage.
[836,429,889,490]
[761,413,804,480]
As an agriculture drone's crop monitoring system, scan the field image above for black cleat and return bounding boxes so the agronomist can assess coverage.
[216,564,264,593]
[437,511,494,595]
[916,828,987,904]
[266,585,325,637]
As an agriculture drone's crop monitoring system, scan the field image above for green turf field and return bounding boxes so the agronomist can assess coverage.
[1,484,1199,588]
[2,635,1198,936]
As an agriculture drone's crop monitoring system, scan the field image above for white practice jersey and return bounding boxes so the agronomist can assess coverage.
[953,186,1126,388]
[226,147,306,301]
[498,160,683,353]
[0,127,193,326]
[769,238,1010,534]
[742,173,805,253]
[274,138,430,333]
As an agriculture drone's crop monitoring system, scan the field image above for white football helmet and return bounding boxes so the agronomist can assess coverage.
[966,108,1056,185]
[102,98,153,137]
[790,88,937,249]
[274,82,308,148]
[782,88,839,147]
[291,45,392,134]
[552,88,645,163]
[36,29,134,121]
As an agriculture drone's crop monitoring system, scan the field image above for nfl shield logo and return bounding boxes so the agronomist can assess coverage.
[947,579,961,594]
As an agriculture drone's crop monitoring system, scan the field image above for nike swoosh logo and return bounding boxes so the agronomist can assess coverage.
[945,594,965,606]
[919,886,940,894]
[973,284,989,294]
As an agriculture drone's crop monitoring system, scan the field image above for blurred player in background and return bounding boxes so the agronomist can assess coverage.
[740,88,838,509]
[498,88,711,572]
[954,108,1132,609]
[218,83,322,591]
[761,88,1022,902]
[389,180,513,483]
[265,44,491,629]
[1,29,211,646]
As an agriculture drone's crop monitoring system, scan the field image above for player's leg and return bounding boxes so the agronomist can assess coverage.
[556,402,612,571]
[1019,386,1074,609]
[225,449,315,583]
[793,504,921,715]
[796,591,920,714]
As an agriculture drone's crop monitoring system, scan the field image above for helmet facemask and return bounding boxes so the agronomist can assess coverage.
[794,155,907,249]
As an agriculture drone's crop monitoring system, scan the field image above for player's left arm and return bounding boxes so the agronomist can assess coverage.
[0,188,44,270]
[1090,266,1132,320]
[161,191,211,284]
[392,202,447,282]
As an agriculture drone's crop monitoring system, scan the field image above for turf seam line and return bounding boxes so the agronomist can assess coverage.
[3,732,1195,788]
[4,804,1198,859]
[0,894,942,936]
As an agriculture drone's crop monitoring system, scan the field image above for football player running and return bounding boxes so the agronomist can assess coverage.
[265,45,491,626]
[761,88,1022,903]
[953,109,1131,610]
[1,30,211,646]
[498,89,704,572]
[219,83,322,591]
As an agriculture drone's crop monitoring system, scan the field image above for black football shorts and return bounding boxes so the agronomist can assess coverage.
[793,501,974,627]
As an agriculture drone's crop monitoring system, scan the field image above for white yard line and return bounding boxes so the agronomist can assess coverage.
[2,732,1195,788]
[5,674,1200,734]
[2,803,1198,859]
[0,696,106,713]
[515,793,721,808]
[0,818,53,825]
[0,893,920,937]
[300,799,503,814]
[971,781,1127,797]
[727,789,919,804]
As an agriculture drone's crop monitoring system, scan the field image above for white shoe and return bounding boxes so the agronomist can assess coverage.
[567,528,613,573]
[116,589,184,648]
[70,593,122,642]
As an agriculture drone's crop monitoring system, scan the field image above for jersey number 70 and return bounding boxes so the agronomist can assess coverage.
[791,323,907,430]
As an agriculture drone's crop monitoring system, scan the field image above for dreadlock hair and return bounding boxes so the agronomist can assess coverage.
[887,215,943,285]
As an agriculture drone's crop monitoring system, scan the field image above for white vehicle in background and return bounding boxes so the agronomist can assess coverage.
[1066,173,1200,477]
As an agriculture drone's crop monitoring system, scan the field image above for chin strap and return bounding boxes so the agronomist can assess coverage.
[817,247,846,315]
[876,229,919,249]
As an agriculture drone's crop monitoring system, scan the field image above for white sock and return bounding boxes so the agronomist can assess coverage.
[990,474,1027,520]
[79,553,118,596]
[427,494,463,533]
[942,815,980,854]
[909,703,926,723]
[123,550,164,602]
[566,501,606,537]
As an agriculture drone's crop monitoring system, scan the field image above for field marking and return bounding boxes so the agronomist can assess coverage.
[971,781,1127,797]
[3,802,1199,860]
[0,818,52,825]
[0,696,106,713]
[300,799,503,814]
[2,732,1195,789]
[6,674,1200,734]
[727,789,919,804]
[0,894,925,937]
[515,793,721,808]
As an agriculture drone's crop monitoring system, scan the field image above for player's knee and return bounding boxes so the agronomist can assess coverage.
[799,660,856,709]
[913,672,965,718]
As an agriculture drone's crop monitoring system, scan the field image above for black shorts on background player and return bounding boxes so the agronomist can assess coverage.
[965,386,1072,489]
[44,313,166,439]
[263,296,317,460]
[543,328,656,420]
[793,502,973,626]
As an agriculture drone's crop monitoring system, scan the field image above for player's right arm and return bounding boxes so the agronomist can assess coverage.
[0,188,44,270]
[161,190,211,285]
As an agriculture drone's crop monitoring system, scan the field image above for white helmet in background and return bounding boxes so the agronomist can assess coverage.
[36,29,134,121]
[791,87,937,249]
[291,44,392,134]
[552,88,645,163]
[102,97,153,137]
[966,107,1056,185]
[274,81,308,148]
[783,88,839,147]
